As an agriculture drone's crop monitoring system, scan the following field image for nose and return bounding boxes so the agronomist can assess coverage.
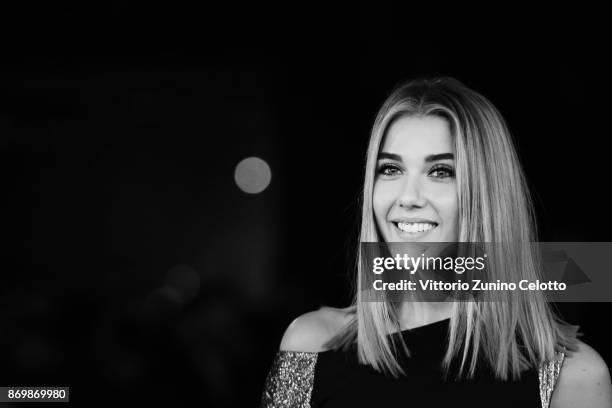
[397,175,426,209]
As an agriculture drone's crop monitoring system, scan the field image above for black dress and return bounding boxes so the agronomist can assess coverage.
[260,318,565,408]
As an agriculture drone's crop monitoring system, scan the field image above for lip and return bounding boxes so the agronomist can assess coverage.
[390,219,439,239]
[391,218,438,224]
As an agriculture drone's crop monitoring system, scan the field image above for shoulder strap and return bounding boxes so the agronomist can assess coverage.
[538,351,566,408]
[260,350,319,408]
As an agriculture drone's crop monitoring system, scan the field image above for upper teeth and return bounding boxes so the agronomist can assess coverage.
[397,222,436,233]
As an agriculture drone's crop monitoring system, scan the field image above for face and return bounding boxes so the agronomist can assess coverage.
[373,115,458,242]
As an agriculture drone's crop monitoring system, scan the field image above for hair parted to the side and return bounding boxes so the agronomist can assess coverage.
[325,76,579,380]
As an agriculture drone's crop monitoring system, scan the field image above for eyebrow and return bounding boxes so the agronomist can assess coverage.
[377,152,455,162]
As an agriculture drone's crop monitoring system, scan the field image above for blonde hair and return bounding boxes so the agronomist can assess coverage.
[328,77,578,379]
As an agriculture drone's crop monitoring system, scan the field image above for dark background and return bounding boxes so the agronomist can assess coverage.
[1,1,610,407]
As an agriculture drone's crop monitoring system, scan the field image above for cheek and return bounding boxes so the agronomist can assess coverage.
[372,182,393,221]
[438,195,459,227]
[428,186,458,223]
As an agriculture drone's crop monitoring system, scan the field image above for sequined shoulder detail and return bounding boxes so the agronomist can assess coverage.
[538,351,566,408]
[260,350,319,408]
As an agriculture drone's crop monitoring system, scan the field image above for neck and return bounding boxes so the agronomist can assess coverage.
[397,301,453,330]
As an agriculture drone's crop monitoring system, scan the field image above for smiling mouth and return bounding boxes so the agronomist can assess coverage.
[393,222,438,234]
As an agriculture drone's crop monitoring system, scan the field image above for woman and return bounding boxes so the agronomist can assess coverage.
[260,77,612,407]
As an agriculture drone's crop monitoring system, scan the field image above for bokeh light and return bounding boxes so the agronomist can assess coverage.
[234,157,271,194]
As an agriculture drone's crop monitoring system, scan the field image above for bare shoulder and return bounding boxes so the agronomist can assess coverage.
[279,306,355,352]
[551,339,612,408]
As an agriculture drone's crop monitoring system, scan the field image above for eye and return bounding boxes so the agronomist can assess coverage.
[429,164,455,179]
[376,163,402,177]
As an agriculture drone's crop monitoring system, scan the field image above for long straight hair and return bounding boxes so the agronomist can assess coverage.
[328,77,578,380]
